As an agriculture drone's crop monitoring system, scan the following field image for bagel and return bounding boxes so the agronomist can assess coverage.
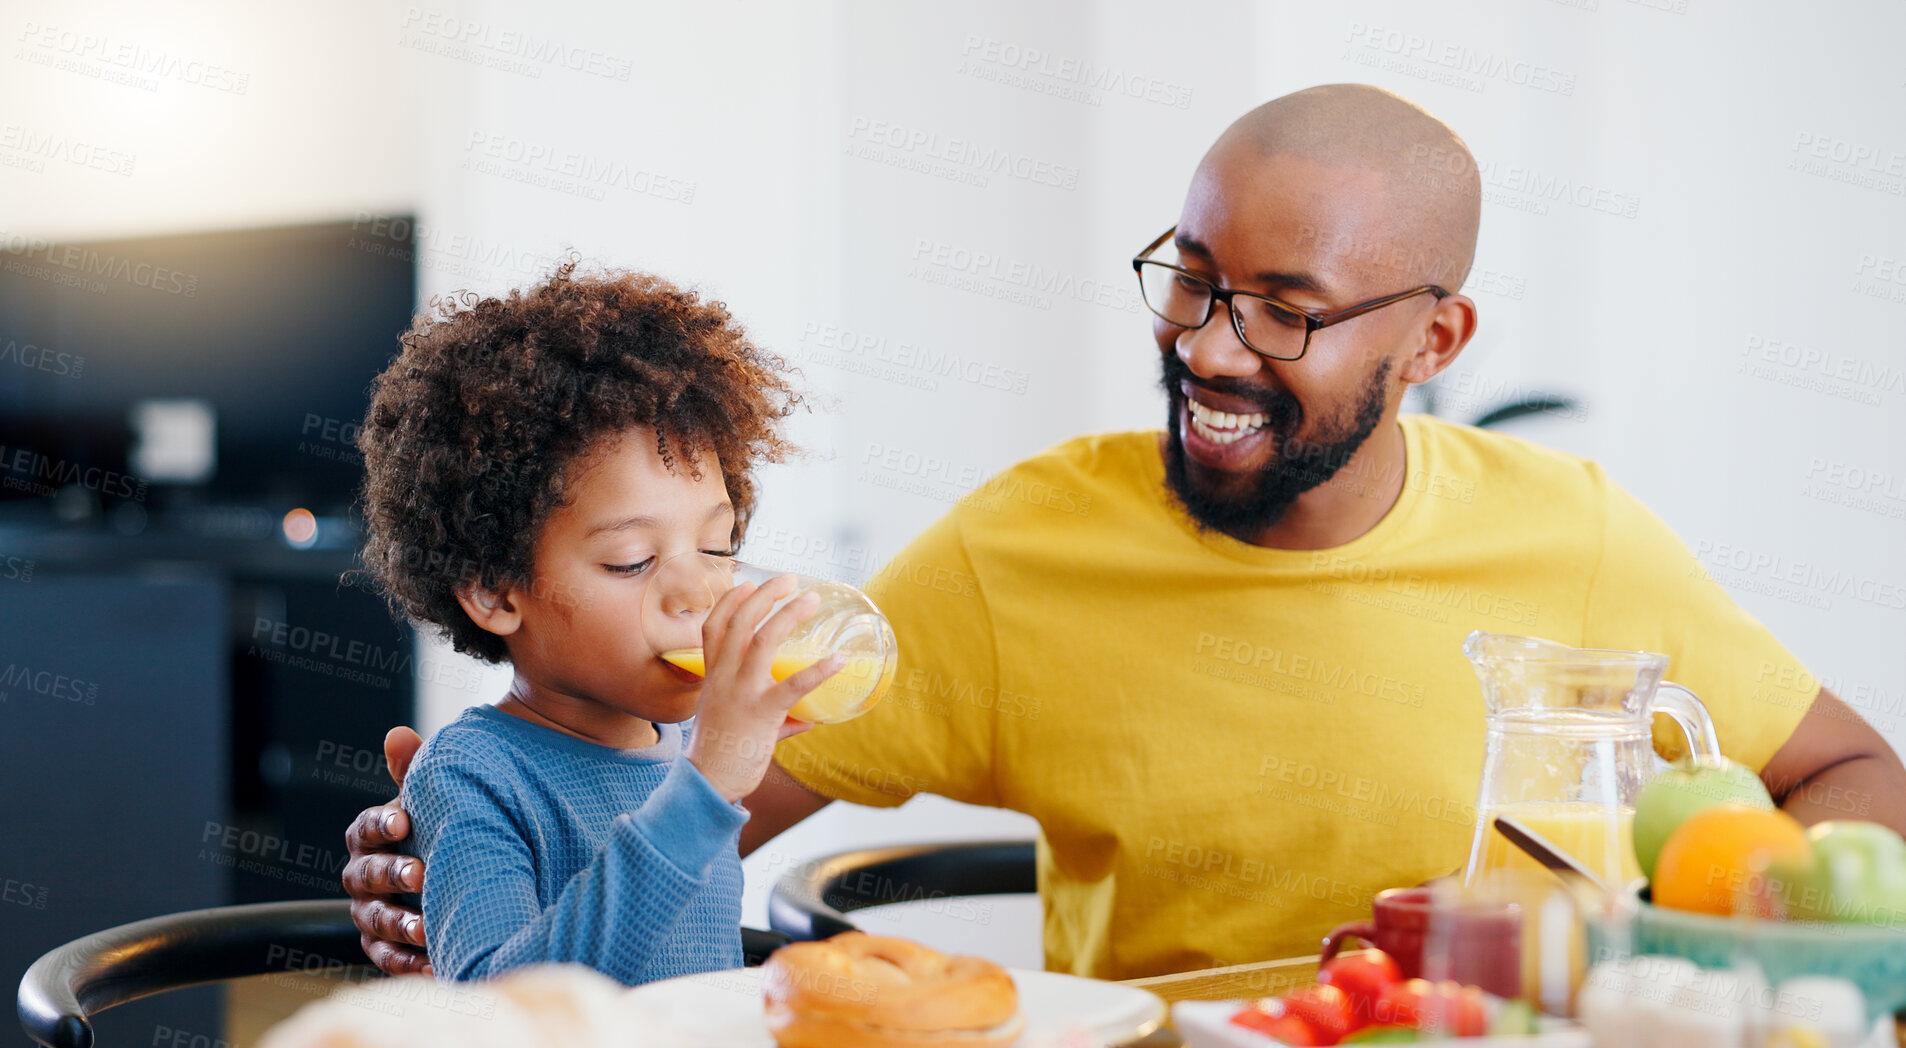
[762,932,1023,1048]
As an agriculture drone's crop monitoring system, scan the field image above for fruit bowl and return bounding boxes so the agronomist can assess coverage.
[1587,888,1906,1025]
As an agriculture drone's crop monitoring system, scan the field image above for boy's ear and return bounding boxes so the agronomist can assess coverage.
[456,580,524,638]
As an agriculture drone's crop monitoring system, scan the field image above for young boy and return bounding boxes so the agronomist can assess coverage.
[354,263,841,985]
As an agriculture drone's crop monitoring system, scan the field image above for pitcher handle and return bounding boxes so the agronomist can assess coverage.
[1652,680,1720,760]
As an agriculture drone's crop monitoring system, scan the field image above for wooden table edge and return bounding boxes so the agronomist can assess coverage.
[1120,953,1323,1005]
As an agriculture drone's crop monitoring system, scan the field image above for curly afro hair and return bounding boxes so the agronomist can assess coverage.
[356,261,801,663]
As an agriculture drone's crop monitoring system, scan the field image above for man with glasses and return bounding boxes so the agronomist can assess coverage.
[346,84,1905,981]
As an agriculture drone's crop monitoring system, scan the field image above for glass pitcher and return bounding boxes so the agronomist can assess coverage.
[1461,631,1720,890]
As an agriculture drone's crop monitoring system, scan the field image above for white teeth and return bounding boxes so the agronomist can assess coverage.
[1186,399,1268,445]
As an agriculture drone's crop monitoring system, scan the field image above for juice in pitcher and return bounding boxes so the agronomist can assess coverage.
[1469,802,1641,887]
[1460,632,1720,1013]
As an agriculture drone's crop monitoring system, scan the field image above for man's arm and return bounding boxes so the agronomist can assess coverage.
[739,759,833,858]
[1759,687,1906,834]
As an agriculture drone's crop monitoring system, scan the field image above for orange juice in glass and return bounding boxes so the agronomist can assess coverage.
[657,646,891,724]
[650,559,897,725]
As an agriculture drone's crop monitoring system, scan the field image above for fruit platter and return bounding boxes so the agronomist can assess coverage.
[1179,755,1906,1045]
[1588,757,1906,1027]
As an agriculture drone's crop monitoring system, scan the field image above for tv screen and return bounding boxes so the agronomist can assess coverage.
[0,218,417,518]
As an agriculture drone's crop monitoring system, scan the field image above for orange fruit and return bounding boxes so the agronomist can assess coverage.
[1652,804,1812,917]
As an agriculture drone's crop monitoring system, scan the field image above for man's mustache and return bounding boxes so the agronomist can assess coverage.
[1158,353,1302,429]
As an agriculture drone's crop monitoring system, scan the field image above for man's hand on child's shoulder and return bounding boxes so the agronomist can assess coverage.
[342,726,433,976]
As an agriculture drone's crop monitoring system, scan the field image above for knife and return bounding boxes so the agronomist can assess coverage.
[1491,814,1615,900]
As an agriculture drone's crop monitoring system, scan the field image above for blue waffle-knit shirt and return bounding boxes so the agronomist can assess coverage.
[401,704,746,985]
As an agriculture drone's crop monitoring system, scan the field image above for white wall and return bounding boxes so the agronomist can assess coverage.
[14,0,1902,951]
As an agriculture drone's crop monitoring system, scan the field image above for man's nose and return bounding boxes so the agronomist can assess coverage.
[1177,301,1264,380]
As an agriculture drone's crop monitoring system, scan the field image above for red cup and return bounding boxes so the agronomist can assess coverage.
[1320,886,1521,999]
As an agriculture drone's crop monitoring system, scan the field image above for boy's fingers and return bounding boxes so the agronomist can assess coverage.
[741,591,819,682]
[701,580,760,682]
[715,575,796,676]
[772,654,846,708]
[734,574,798,636]
[703,579,751,643]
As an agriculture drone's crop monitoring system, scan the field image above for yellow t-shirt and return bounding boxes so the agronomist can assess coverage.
[773,416,1817,980]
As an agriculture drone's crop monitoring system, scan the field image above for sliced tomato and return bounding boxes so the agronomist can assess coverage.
[1230,999,1288,1036]
[1317,949,1403,1029]
[1373,979,1488,1037]
[1229,999,1324,1045]
[1280,984,1353,1045]
[1255,1013,1326,1046]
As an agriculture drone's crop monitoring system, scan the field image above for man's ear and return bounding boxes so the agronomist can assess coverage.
[455,580,524,638]
[1399,292,1478,385]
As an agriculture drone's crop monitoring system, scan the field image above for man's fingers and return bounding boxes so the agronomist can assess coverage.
[344,804,410,857]
[385,726,423,787]
[361,935,433,977]
[351,897,427,948]
[343,851,422,898]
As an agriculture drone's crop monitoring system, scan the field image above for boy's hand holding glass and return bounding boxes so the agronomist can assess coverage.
[679,572,844,803]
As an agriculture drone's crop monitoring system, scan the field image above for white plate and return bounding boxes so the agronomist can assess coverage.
[620,966,1166,1046]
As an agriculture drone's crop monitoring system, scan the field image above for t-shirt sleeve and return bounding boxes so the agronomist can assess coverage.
[771,509,1002,809]
[1581,471,1817,771]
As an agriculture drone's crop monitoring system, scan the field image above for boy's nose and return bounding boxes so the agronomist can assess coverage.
[660,580,716,618]
[648,552,731,620]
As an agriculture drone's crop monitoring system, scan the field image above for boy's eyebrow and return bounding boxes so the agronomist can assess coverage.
[587,502,733,537]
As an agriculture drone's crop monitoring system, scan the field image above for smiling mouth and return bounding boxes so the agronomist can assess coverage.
[1185,398,1270,446]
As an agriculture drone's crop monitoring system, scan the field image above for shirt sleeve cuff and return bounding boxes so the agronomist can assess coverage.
[622,757,749,880]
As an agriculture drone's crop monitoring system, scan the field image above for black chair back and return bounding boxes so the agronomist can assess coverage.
[17,900,369,1048]
[768,839,1037,942]
[18,899,792,1047]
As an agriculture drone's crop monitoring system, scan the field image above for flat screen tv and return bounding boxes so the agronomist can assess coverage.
[0,218,417,518]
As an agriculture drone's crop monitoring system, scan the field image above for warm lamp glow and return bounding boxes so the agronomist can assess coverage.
[281,507,317,547]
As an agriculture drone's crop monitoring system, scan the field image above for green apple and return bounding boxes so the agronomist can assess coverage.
[1633,757,1774,881]
[1789,821,1906,925]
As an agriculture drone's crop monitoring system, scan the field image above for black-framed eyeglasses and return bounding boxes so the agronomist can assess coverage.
[1131,226,1448,362]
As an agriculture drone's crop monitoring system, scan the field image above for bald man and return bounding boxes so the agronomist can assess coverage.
[346,85,1906,981]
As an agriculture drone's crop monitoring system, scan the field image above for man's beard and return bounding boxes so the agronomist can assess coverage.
[1160,352,1391,536]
